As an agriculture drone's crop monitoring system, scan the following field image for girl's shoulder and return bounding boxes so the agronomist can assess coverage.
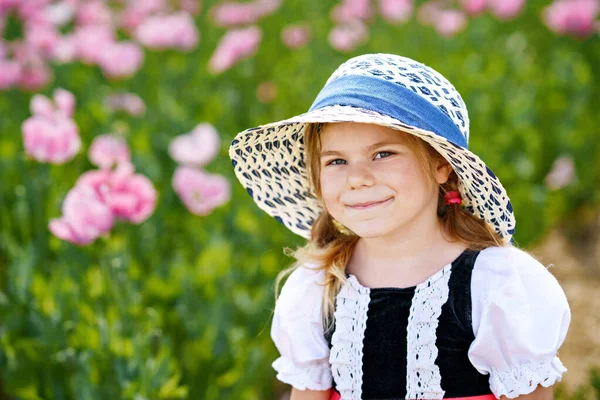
[474,244,558,284]
[275,263,326,322]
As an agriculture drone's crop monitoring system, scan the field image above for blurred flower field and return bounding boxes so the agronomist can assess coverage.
[0,0,599,399]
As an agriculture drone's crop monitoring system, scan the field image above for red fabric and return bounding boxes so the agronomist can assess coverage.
[329,393,496,400]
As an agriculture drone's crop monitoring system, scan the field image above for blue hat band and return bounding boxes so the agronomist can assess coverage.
[309,75,468,149]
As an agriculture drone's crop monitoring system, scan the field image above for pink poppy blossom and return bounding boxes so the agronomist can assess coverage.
[281,24,311,49]
[12,42,53,91]
[97,41,144,79]
[543,0,599,37]
[89,134,131,169]
[487,0,525,20]
[104,165,157,224]
[104,92,146,116]
[434,9,467,37]
[73,25,115,64]
[169,123,220,166]
[119,0,166,31]
[172,166,230,216]
[210,0,280,27]
[51,34,77,63]
[459,0,487,15]
[44,1,76,26]
[208,26,262,74]
[0,59,21,90]
[135,11,199,51]
[22,114,80,164]
[379,0,413,24]
[77,164,158,224]
[180,0,201,14]
[328,20,369,52]
[18,64,52,91]
[24,24,60,57]
[545,155,575,190]
[76,0,112,26]
[49,184,115,245]
[31,88,75,118]
[22,88,80,164]
[331,0,372,23]
[210,2,259,26]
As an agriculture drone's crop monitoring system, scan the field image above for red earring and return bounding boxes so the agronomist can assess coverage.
[444,190,462,205]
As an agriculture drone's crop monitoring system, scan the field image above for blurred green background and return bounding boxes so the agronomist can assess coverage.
[1,0,599,399]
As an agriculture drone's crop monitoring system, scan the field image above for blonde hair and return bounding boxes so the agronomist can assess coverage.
[275,122,508,337]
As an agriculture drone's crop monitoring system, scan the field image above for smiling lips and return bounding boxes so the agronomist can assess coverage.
[347,197,393,210]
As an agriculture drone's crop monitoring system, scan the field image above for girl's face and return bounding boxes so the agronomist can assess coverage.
[318,122,450,239]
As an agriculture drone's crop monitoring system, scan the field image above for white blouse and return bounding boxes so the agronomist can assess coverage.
[269,245,571,398]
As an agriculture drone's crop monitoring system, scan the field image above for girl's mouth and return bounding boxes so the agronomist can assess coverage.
[347,197,393,210]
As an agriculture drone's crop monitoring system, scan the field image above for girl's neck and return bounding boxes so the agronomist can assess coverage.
[348,214,466,278]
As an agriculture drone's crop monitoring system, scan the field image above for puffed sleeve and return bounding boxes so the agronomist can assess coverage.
[468,245,571,399]
[270,264,333,391]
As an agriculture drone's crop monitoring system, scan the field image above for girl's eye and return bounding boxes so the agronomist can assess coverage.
[327,159,346,166]
[375,151,394,159]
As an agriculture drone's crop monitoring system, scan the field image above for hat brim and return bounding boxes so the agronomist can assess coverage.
[229,105,515,242]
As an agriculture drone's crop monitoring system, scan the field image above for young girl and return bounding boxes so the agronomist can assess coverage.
[229,54,571,400]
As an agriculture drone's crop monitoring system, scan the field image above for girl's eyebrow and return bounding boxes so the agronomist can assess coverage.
[320,141,402,157]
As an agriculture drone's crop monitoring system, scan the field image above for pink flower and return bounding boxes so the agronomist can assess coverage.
[434,9,467,37]
[543,0,599,38]
[89,134,131,169]
[73,25,115,64]
[12,42,53,91]
[487,0,525,20]
[76,0,112,26]
[331,0,372,23]
[0,59,21,90]
[119,0,167,31]
[210,2,259,26]
[22,88,80,164]
[172,166,230,216]
[49,184,115,245]
[210,0,281,27]
[98,41,144,79]
[51,34,77,63]
[281,24,311,49]
[379,0,413,24]
[22,114,81,164]
[208,26,262,74]
[24,24,60,57]
[77,164,158,224]
[104,92,146,116]
[169,123,220,166]
[31,88,75,118]
[104,165,157,224]
[180,0,201,15]
[135,11,199,51]
[328,20,369,52]
[43,1,76,26]
[545,155,575,190]
[459,0,487,15]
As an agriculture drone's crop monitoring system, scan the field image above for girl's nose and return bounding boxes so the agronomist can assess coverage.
[346,161,375,189]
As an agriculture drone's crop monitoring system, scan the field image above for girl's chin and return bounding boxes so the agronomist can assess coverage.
[347,222,395,239]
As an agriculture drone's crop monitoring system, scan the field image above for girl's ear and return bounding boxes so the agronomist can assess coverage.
[434,159,454,184]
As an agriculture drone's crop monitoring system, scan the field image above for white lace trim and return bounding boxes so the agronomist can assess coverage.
[405,264,453,400]
[489,357,567,399]
[272,356,333,391]
[329,277,370,400]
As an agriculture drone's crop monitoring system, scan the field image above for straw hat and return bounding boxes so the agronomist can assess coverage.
[229,53,515,242]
